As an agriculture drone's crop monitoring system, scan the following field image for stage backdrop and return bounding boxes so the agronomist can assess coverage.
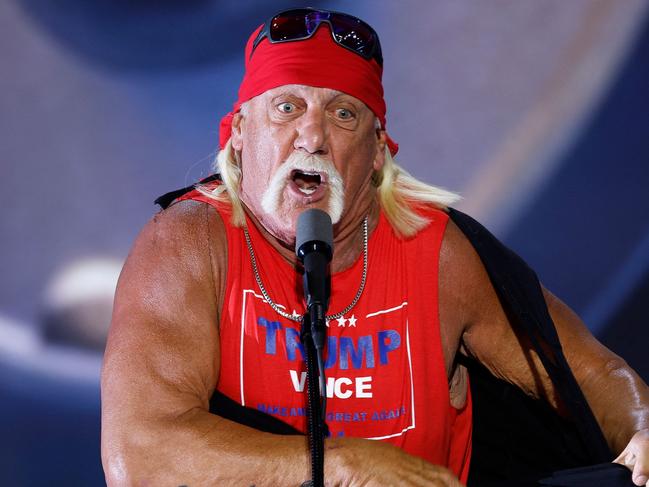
[1,1,648,485]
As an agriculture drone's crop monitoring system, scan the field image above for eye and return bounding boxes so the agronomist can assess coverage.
[335,107,355,120]
[277,102,296,114]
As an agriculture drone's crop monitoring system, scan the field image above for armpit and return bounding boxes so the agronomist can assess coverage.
[449,363,468,409]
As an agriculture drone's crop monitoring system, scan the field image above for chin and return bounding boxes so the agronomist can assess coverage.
[260,212,298,246]
[257,184,344,245]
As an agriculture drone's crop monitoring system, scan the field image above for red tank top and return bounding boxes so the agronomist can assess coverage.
[180,191,472,482]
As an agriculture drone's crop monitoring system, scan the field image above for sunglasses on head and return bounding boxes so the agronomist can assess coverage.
[251,8,383,66]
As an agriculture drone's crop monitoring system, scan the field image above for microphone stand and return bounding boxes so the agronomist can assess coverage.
[300,309,329,487]
[295,209,333,487]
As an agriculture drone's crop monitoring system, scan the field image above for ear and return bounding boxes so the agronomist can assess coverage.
[373,129,387,171]
[231,112,244,151]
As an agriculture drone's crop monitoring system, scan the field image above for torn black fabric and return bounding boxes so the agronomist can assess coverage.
[448,208,611,485]
[447,209,610,457]
[154,173,221,210]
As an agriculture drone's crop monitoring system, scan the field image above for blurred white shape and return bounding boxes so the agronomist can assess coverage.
[0,313,38,355]
[44,257,122,310]
[0,313,102,386]
[42,256,123,351]
[0,255,123,392]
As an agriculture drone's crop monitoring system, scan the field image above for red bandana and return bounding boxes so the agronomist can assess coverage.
[219,24,398,155]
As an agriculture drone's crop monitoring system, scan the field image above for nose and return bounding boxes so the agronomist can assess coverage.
[294,109,329,155]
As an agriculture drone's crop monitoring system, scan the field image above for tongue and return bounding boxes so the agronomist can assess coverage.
[294,172,321,190]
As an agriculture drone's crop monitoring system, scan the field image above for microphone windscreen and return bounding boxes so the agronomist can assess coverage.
[295,209,333,254]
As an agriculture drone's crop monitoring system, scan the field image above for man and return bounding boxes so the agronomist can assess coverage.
[101,8,649,486]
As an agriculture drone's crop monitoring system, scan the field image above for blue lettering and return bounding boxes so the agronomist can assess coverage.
[339,336,375,370]
[257,317,283,355]
[285,327,305,361]
[290,407,306,417]
[378,330,401,365]
[324,336,337,369]
[371,408,406,421]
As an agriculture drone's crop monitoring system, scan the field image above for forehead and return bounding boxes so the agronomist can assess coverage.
[255,84,365,105]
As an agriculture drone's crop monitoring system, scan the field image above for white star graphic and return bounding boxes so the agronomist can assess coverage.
[336,316,347,327]
[348,315,357,327]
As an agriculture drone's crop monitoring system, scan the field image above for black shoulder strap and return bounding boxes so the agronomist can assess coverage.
[209,390,301,435]
[154,173,221,209]
[447,208,611,463]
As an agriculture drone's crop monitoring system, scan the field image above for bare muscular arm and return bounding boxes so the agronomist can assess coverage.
[439,218,649,484]
[101,200,462,487]
[101,201,312,486]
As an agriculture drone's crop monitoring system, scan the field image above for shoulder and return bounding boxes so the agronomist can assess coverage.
[410,204,485,282]
[135,198,227,266]
[117,199,228,318]
[439,214,486,284]
[149,197,225,244]
[438,211,503,342]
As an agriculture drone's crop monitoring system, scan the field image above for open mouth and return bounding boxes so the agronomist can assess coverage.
[291,169,323,195]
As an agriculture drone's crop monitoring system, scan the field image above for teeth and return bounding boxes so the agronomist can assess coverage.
[298,186,317,195]
[293,170,320,178]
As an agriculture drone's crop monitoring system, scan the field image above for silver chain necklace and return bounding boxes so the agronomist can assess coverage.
[243,217,369,322]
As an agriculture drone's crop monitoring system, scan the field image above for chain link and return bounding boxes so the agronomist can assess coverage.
[243,218,368,322]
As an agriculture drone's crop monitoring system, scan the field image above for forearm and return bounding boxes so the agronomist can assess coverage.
[582,355,649,454]
[103,408,314,486]
[541,289,649,455]
[101,407,459,486]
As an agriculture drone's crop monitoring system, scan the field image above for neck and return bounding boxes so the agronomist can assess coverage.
[243,198,381,273]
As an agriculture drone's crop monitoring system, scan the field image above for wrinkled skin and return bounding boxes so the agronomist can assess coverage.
[232,84,385,268]
[101,85,649,486]
[615,427,649,485]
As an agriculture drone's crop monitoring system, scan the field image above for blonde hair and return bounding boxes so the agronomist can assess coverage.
[196,138,247,227]
[197,138,461,238]
[374,146,461,237]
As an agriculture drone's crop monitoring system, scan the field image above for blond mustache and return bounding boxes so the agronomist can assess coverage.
[261,152,345,224]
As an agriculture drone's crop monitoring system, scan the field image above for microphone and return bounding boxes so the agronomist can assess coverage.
[295,209,333,351]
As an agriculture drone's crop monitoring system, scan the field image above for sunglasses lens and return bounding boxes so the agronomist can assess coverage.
[330,15,376,58]
[258,9,382,66]
[269,11,310,42]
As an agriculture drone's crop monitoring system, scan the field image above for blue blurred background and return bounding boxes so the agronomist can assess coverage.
[1,1,648,484]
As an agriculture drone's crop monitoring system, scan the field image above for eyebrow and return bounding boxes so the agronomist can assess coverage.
[329,93,359,105]
[267,90,362,110]
[269,91,301,102]
[268,87,346,101]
